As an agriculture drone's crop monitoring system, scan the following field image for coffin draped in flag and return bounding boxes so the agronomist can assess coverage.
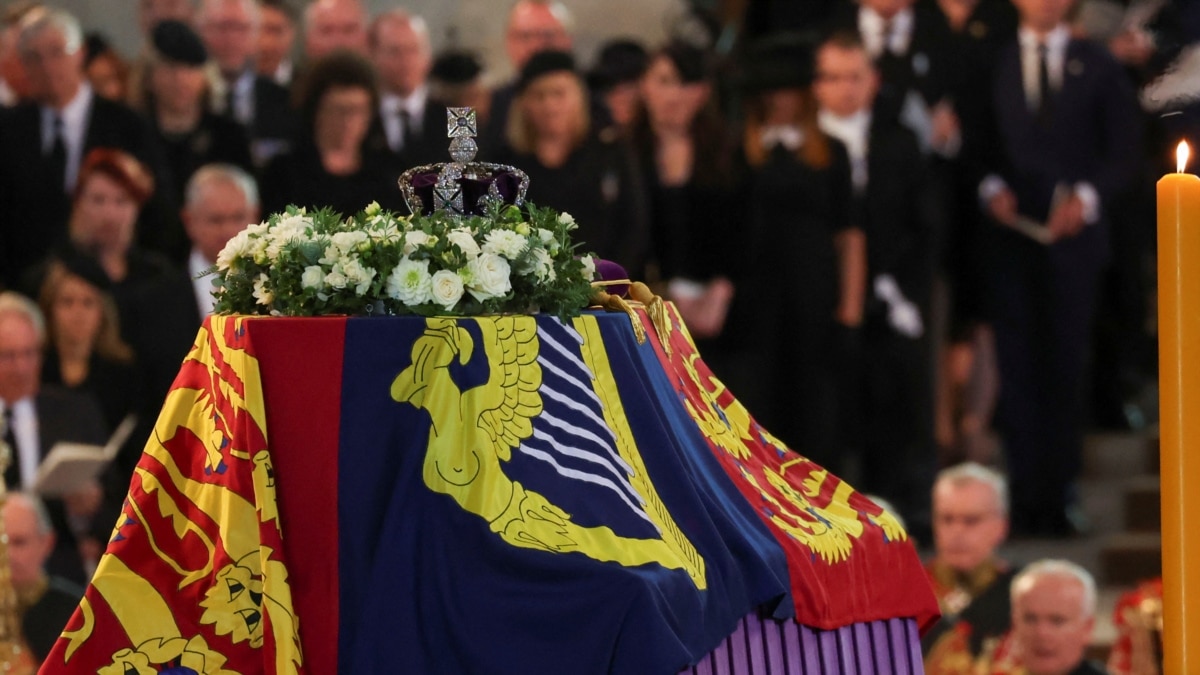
[43,306,937,674]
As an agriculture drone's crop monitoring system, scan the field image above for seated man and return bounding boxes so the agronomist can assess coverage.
[4,491,84,665]
[0,292,108,586]
[981,559,1105,674]
[923,463,1016,667]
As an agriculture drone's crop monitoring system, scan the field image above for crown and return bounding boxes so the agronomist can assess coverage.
[397,107,530,217]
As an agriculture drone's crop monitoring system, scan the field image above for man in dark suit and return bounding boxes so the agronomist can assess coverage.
[0,291,108,586]
[367,9,447,170]
[126,163,259,417]
[815,30,942,534]
[197,0,297,169]
[980,0,1140,536]
[0,7,171,288]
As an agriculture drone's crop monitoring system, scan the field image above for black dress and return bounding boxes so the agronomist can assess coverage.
[258,143,406,218]
[41,350,141,434]
[494,133,651,280]
[729,140,854,467]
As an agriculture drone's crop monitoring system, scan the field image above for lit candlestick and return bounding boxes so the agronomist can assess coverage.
[1158,140,1200,674]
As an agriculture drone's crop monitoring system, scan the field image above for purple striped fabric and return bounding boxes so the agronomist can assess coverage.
[679,613,925,675]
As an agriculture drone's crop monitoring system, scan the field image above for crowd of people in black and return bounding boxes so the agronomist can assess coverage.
[0,1,1194,654]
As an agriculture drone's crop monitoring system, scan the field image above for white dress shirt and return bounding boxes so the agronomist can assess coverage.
[818,109,871,192]
[380,85,428,153]
[190,249,218,319]
[2,398,40,489]
[1018,25,1070,113]
[859,6,914,59]
[41,83,93,193]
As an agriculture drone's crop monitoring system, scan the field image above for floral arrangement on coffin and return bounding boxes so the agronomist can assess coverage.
[210,200,598,319]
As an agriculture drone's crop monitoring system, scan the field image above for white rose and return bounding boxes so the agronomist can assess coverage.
[331,230,369,254]
[363,200,382,216]
[558,212,576,229]
[325,267,349,290]
[466,253,512,302]
[215,229,252,271]
[482,229,527,259]
[341,258,377,296]
[274,214,311,237]
[536,228,560,254]
[430,269,465,310]
[301,265,325,290]
[252,273,273,306]
[515,221,531,236]
[531,248,556,282]
[446,228,481,258]
[579,255,596,282]
[404,230,434,255]
[385,257,433,306]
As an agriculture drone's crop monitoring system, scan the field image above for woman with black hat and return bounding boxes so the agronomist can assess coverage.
[729,33,866,472]
[494,49,651,281]
[134,18,252,247]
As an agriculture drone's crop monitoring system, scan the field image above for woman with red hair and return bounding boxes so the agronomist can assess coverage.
[24,148,176,329]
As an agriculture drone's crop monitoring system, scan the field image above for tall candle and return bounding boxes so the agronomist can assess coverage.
[1158,140,1200,675]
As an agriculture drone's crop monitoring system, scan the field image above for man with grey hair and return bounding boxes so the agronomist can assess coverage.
[922,462,1017,668]
[126,164,259,408]
[2,491,85,663]
[303,0,367,60]
[0,6,168,288]
[983,559,1104,674]
[196,0,296,168]
[0,291,107,587]
[367,9,444,168]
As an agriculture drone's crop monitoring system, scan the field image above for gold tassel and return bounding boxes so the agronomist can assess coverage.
[589,288,647,344]
[628,282,672,356]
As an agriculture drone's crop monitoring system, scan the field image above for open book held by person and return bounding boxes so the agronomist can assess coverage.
[34,415,136,497]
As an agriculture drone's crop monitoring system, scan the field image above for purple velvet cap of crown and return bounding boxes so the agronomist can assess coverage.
[594,258,629,297]
[409,170,524,216]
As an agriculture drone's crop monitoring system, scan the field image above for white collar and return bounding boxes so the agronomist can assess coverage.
[760,125,804,151]
[860,6,914,56]
[818,109,871,143]
[383,85,428,117]
[1018,24,1070,53]
[42,82,92,136]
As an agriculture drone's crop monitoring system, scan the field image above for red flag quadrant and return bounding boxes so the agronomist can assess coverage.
[634,303,940,632]
[41,316,305,675]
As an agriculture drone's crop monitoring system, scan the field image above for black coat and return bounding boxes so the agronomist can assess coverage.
[0,95,172,287]
[494,133,651,281]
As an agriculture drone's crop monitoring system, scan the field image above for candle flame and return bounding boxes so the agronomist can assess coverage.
[1179,141,1190,173]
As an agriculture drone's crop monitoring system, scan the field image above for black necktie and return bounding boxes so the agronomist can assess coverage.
[1037,42,1053,126]
[2,407,19,490]
[398,108,415,153]
[47,115,67,195]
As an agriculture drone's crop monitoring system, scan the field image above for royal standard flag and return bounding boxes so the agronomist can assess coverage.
[44,308,935,674]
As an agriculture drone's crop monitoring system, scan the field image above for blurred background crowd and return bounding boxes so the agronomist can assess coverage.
[0,0,1192,669]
